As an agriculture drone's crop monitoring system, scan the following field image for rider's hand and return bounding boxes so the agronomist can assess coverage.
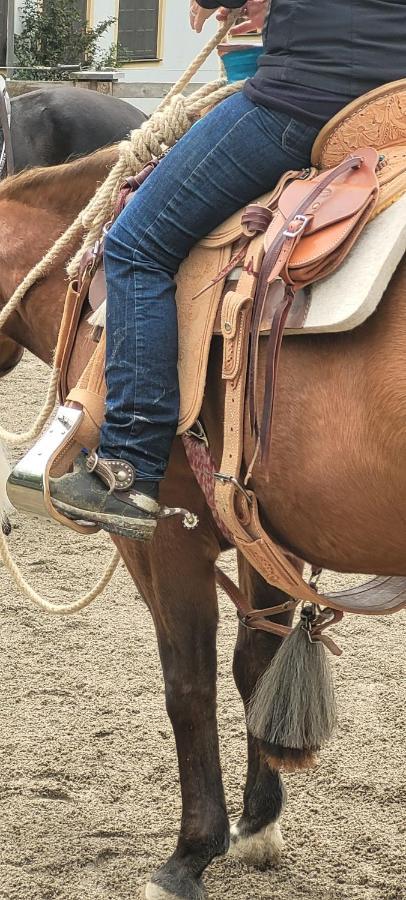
[190,3,241,33]
[190,2,217,33]
[229,0,268,35]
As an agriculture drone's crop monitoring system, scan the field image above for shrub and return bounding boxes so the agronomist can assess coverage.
[14,0,115,79]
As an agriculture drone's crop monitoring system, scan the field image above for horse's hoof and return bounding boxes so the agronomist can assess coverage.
[145,887,180,900]
[229,819,284,868]
[145,873,207,900]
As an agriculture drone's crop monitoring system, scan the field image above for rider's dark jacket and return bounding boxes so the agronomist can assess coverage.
[197,1,406,126]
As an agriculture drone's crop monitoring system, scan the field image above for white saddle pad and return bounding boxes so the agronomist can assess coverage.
[290,194,406,334]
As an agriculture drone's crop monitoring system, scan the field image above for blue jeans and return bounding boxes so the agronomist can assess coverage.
[100,92,318,482]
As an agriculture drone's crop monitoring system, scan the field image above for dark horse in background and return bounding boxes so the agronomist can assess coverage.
[0,86,146,375]
[2,86,146,172]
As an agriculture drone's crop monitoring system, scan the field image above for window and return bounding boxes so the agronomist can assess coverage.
[118,0,160,62]
[75,0,88,22]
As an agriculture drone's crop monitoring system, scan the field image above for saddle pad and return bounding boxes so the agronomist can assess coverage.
[293,192,406,333]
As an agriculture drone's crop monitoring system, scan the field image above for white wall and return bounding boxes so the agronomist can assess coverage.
[93,0,222,107]
[12,0,224,113]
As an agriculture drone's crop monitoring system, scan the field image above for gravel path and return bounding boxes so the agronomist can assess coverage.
[0,353,404,900]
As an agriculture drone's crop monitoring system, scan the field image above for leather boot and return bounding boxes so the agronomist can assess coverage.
[49,451,159,541]
[49,451,198,540]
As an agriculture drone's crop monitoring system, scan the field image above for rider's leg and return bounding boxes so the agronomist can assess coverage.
[50,92,318,539]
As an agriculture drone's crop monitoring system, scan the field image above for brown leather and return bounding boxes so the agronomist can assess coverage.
[248,150,379,456]
[215,565,296,638]
[55,276,92,402]
[312,78,406,217]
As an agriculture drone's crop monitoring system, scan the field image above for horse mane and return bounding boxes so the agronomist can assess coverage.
[0,145,119,207]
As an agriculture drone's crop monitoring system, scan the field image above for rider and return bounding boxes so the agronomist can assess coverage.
[51,0,406,540]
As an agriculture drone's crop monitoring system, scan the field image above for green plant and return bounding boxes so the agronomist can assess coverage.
[14,0,115,79]
[94,40,127,70]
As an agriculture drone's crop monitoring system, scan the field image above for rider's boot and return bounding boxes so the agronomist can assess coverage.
[49,450,159,540]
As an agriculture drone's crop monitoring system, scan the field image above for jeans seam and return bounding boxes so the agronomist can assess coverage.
[129,102,266,261]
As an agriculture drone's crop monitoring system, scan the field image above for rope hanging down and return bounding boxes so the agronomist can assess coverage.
[0,533,121,615]
[0,12,242,614]
[0,12,242,447]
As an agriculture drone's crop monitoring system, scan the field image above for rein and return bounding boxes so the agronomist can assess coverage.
[0,77,13,179]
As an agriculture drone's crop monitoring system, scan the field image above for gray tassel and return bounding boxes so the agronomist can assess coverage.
[247,605,337,771]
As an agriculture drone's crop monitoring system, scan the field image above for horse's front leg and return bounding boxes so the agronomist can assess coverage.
[116,457,228,899]
[229,557,295,869]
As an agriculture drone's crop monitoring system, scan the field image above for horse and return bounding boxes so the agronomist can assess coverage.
[3,86,147,173]
[1,147,405,900]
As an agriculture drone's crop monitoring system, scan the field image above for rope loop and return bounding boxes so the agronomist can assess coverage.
[0,531,121,614]
[0,366,60,446]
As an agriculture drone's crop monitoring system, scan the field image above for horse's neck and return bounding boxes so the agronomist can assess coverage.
[0,146,117,214]
[0,148,117,363]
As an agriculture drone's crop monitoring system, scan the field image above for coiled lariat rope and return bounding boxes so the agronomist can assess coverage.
[0,12,242,614]
[0,11,242,448]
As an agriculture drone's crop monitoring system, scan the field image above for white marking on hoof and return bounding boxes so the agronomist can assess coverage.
[145,884,179,900]
[229,820,284,868]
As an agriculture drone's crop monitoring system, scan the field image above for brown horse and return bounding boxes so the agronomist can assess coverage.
[0,149,405,899]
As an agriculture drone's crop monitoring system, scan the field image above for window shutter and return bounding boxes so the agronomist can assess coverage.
[118,0,160,62]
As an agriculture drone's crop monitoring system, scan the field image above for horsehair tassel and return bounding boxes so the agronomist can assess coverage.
[247,607,337,771]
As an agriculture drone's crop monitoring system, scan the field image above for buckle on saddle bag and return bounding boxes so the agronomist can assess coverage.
[283,214,310,239]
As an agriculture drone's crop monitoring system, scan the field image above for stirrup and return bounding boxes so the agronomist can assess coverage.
[6,407,199,534]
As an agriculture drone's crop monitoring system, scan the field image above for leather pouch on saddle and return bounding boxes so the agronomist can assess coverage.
[247,147,379,456]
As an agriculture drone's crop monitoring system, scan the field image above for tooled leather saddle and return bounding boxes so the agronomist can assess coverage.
[44,79,406,622]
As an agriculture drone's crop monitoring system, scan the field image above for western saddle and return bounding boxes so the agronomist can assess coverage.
[8,78,406,638]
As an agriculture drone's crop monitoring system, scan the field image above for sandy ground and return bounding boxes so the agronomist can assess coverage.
[0,352,404,900]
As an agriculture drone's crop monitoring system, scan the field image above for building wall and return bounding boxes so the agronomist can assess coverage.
[93,0,222,113]
[0,0,7,66]
[10,0,223,113]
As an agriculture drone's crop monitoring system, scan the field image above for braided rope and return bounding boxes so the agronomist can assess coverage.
[0,533,121,614]
[67,78,243,278]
